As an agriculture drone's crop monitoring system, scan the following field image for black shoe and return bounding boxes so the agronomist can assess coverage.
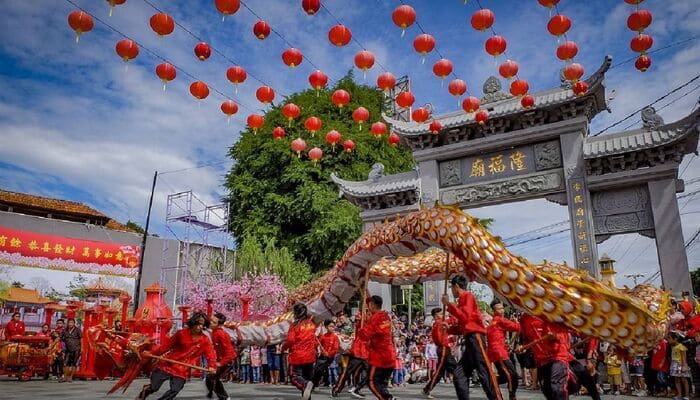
[206,391,213,399]
[330,388,339,398]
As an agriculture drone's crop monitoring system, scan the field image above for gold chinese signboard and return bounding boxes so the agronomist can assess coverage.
[439,146,538,188]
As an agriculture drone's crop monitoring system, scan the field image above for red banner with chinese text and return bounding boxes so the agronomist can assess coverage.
[0,226,140,277]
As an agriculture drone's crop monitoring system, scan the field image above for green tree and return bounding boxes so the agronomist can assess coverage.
[226,72,415,272]
[126,220,145,234]
[67,274,89,300]
[234,235,311,289]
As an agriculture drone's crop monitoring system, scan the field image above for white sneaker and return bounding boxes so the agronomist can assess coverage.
[302,381,313,400]
[348,387,365,399]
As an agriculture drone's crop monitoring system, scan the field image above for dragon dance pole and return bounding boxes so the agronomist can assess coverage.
[442,252,450,317]
[360,264,371,328]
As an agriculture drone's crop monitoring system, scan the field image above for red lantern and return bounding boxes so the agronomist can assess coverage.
[413,34,436,61]
[253,20,271,40]
[563,63,584,82]
[572,81,589,96]
[432,58,453,80]
[115,39,139,62]
[282,48,303,68]
[226,65,247,93]
[326,130,341,151]
[630,34,653,53]
[247,114,265,134]
[189,81,209,100]
[302,0,320,15]
[155,62,176,90]
[352,107,370,130]
[304,116,322,136]
[308,147,323,164]
[509,79,529,96]
[412,107,430,123]
[448,79,467,98]
[396,91,415,109]
[627,10,652,32]
[475,109,489,125]
[462,96,480,113]
[194,42,211,61]
[308,70,328,93]
[624,0,643,4]
[343,139,356,153]
[498,59,519,80]
[150,13,174,36]
[377,72,396,93]
[332,89,350,108]
[371,121,387,138]
[291,138,307,157]
[354,50,375,76]
[429,120,442,135]
[256,86,275,104]
[635,54,652,72]
[215,0,240,19]
[485,35,507,57]
[556,41,578,61]
[537,0,559,8]
[273,127,286,140]
[328,25,352,47]
[282,103,301,125]
[221,100,238,118]
[68,10,94,43]
[388,132,401,146]
[107,0,126,17]
[471,9,494,32]
[521,94,535,109]
[547,15,571,37]
[392,5,416,36]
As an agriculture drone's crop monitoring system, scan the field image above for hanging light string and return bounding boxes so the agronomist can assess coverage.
[319,2,390,73]
[65,0,257,114]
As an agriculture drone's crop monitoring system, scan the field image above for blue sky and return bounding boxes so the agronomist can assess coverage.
[0,0,699,292]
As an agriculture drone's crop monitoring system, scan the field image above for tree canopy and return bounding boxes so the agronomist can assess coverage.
[225,73,415,272]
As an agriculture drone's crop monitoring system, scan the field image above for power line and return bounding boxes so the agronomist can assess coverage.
[610,35,700,70]
[619,83,700,131]
[506,227,570,247]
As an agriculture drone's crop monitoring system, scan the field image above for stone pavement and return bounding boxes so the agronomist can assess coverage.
[0,377,666,399]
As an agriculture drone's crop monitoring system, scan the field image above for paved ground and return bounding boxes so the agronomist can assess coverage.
[0,377,666,399]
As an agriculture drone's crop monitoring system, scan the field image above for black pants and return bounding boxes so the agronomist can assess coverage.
[452,333,503,400]
[313,356,333,387]
[368,366,394,400]
[538,361,571,400]
[568,360,600,400]
[142,368,186,400]
[494,358,519,400]
[290,363,315,392]
[424,345,469,398]
[51,355,64,377]
[334,355,368,393]
[205,365,230,400]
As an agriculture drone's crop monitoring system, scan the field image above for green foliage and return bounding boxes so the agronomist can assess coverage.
[67,274,89,300]
[0,279,10,300]
[126,220,145,234]
[235,235,312,289]
[226,73,415,272]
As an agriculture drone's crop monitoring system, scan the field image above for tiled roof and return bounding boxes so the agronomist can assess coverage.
[0,287,52,304]
[0,189,135,232]
[84,277,125,296]
[331,170,419,197]
[385,56,612,136]
[583,107,700,159]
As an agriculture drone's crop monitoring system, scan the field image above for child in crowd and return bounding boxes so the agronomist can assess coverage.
[239,346,251,383]
[49,331,64,380]
[250,345,261,383]
[606,346,622,395]
[669,331,691,400]
[629,355,647,396]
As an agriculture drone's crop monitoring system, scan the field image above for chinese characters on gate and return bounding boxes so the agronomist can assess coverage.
[571,180,591,268]
[469,150,528,178]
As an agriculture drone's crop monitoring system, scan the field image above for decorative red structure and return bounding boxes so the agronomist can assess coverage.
[118,292,131,328]
[105,309,117,328]
[133,283,173,345]
[44,302,58,327]
[206,298,214,319]
[240,295,252,321]
[74,307,96,380]
[177,305,191,326]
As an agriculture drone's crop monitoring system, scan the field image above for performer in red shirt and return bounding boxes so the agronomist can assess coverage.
[281,303,317,400]
[518,314,574,400]
[5,312,26,339]
[137,312,217,400]
[422,307,467,399]
[442,275,502,400]
[206,312,237,400]
[488,299,520,400]
[332,316,369,398]
[357,295,397,400]
[313,319,340,388]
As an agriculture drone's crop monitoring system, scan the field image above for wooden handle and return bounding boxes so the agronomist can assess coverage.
[441,252,450,317]
[516,333,555,354]
[147,354,210,372]
[360,265,371,329]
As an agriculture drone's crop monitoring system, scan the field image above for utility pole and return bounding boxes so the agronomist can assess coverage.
[624,273,645,286]
[133,171,158,308]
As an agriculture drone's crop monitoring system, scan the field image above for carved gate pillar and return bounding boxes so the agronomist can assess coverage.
[648,178,691,296]
[418,160,440,206]
[560,132,599,277]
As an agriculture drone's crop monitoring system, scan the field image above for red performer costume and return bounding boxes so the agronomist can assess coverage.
[423,308,460,398]
[312,319,340,387]
[137,312,217,400]
[5,312,26,339]
[206,312,237,400]
[444,275,503,400]
[487,299,521,400]
[282,303,317,400]
[357,295,397,400]
[333,318,369,398]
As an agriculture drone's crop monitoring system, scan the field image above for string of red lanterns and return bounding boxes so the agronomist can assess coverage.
[625,0,653,72]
